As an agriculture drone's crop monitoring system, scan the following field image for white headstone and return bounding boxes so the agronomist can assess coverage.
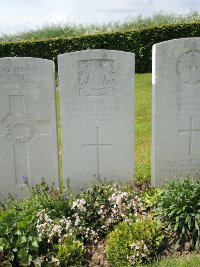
[152,37,200,186]
[58,50,134,191]
[0,57,59,198]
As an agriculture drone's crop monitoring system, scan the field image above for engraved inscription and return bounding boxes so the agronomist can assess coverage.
[79,59,115,96]
[68,100,122,123]
[0,64,45,92]
[2,113,34,143]
[160,159,200,178]
[160,87,200,113]
[176,50,200,85]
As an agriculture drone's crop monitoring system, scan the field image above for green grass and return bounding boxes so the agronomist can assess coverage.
[135,73,152,182]
[1,11,200,42]
[140,254,200,267]
[56,89,63,185]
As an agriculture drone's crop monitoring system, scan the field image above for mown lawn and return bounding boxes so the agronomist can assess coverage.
[135,73,152,182]
[141,253,200,267]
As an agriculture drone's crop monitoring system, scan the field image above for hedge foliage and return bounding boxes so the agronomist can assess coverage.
[1,22,200,73]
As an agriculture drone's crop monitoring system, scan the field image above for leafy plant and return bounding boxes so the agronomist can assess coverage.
[55,235,87,267]
[0,179,74,266]
[106,216,164,266]
[156,177,200,249]
[0,208,41,266]
[70,179,145,243]
[142,187,162,209]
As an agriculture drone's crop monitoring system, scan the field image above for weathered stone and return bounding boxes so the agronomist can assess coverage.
[0,57,59,198]
[58,50,134,191]
[152,38,200,186]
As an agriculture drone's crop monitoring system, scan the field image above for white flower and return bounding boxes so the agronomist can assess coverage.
[51,256,60,265]
[72,198,86,211]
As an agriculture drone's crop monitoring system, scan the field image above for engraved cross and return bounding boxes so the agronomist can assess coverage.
[179,116,200,155]
[82,127,113,178]
[0,95,51,185]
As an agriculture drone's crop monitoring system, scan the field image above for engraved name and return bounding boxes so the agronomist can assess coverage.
[68,100,122,123]
[160,159,200,177]
[0,66,45,92]
[161,87,200,113]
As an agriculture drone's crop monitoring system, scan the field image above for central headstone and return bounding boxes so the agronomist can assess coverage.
[0,57,59,198]
[152,37,200,186]
[58,50,134,190]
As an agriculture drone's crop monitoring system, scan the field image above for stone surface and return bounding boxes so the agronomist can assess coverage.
[58,50,134,191]
[152,37,200,186]
[0,57,59,198]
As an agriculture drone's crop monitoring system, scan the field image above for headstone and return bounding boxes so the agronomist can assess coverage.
[0,57,59,198]
[58,50,134,191]
[152,37,200,186]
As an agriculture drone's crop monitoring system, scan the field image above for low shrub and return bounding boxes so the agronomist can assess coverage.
[156,177,200,249]
[106,216,164,266]
[70,179,145,243]
[0,208,40,266]
[55,236,87,267]
[0,179,74,266]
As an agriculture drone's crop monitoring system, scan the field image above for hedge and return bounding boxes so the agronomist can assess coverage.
[1,22,200,73]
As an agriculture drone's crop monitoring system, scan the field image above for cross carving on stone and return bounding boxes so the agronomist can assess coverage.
[179,116,200,155]
[82,127,113,178]
[0,95,51,185]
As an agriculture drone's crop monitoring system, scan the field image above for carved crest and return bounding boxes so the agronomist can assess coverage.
[79,59,115,96]
[176,50,200,85]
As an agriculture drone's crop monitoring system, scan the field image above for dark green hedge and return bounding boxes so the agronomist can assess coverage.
[1,22,200,73]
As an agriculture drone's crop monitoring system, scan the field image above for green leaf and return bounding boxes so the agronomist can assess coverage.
[0,223,8,236]
[195,220,199,231]
[7,251,14,261]
[1,261,12,267]
[15,230,22,236]
[16,235,26,246]
[32,257,42,267]
[31,238,39,249]
[18,248,32,266]
[0,237,9,251]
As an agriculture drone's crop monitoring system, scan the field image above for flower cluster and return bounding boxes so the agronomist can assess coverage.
[36,185,147,247]
[127,240,149,265]
[105,190,144,227]
[72,198,86,212]
[36,210,73,243]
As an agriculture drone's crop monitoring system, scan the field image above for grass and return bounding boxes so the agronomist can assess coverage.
[0,11,200,42]
[135,73,152,182]
[56,89,63,185]
[141,254,200,267]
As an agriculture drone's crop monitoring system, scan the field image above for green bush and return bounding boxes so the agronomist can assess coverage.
[0,208,40,266]
[1,22,200,73]
[106,217,164,266]
[70,179,144,243]
[156,177,200,249]
[0,179,74,266]
[55,236,86,267]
